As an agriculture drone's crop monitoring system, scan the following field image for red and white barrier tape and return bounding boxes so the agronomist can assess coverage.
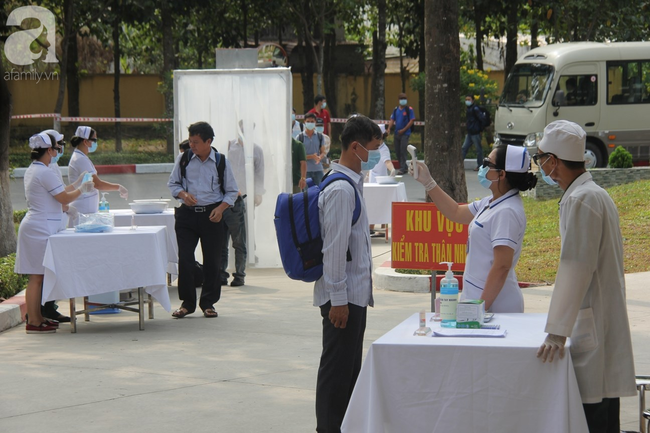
[13,113,424,125]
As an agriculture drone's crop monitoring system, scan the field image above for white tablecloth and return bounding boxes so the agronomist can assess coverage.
[111,209,178,275]
[342,313,588,433]
[42,226,172,311]
[363,183,408,224]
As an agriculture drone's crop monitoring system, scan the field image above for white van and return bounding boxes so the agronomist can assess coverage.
[494,42,650,168]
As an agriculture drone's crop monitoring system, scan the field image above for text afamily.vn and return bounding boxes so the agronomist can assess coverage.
[4,68,59,83]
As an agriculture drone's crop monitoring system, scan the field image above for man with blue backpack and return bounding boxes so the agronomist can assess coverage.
[387,92,416,175]
[461,94,489,171]
[313,115,382,433]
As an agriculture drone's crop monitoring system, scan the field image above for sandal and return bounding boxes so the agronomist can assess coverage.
[172,307,191,318]
[203,308,218,318]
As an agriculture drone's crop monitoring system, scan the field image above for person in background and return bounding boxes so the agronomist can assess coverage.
[316,117,331,169]
[367,124,396,238]
[220,120,265,287]
[308,94,332,137]
[386,92,415,174]
[534,120,636,433]
[314,114,382,433]
[299,113,326,186]
[178,139,190,153]
[39,128,86,323]
[68,126,128,214]
[292,135,307,193]
[461,95,485,172]
[291,108,303,139]
[15,132,94,333]
[410,144,537,313]
[167,121,239,318]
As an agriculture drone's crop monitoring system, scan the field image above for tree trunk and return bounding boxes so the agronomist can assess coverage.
[371,0,387,120]
[504,4,518,80]
[531,16,539,48]
[67,32,80,131]
[315,2,325,95]
[162,1,175,155]
[418,0,426,146]
[324,29,337,118]
[425,0,466,203]
[242,0,248,47]
[112,0,122,152]
[298,34,314,114]
[54,0,73,118]
[0,58,16,256]
[473,0,484,70]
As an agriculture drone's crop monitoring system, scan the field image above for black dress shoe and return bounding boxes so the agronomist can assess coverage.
[44,311,71,323]
[230,279,245,287]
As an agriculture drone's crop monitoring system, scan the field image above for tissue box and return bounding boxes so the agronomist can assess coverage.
[75,212,114,233]
[456,300,485,329]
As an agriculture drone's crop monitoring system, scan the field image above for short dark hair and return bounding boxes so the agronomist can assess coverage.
[314,94,326,105]
[304,113,317,121]
[71,128,97,147]
[188,121,214,143]
[466,94,475,100]
[341,115,382,151]
[493,144,538,191]
[178,139,190,151]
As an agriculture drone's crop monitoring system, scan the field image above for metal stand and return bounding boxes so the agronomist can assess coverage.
[69,287,154,333]
[637,376,650,433]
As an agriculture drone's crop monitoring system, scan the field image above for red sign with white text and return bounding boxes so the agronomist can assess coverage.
[391,202,468,272]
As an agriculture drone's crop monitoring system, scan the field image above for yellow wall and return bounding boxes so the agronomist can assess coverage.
[8,70,505,128]
[7,74,165,127]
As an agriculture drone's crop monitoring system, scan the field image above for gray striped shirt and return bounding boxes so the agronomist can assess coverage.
[313,163,374,308]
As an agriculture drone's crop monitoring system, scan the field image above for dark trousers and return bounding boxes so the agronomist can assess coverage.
[394,133,409,172]
[583,398,620,433]
[174,204,224,312]
[221,196,247,281]
[315,302,367,433]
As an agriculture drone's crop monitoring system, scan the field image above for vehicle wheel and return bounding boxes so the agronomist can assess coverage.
[585,141,603,168]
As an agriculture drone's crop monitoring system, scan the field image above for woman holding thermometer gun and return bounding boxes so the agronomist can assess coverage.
[408,144,536,313]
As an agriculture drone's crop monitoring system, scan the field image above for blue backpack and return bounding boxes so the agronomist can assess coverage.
[274,172,361,282]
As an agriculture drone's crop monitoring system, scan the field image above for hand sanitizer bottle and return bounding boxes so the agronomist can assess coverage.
[99,192,110,213]
[439,262,459,328]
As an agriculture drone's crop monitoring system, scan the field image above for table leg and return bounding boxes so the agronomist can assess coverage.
[148,293,154,319]
[167,273,171,286]
[69,298,77,333]
[640,383,647,433]
[384,224,389,243]
[83,296,90,322]
[138,287,145,331]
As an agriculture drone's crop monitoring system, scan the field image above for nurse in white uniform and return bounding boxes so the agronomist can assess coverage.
[14,132,95,333]
[68,126,129,214]
[409,145,537,312]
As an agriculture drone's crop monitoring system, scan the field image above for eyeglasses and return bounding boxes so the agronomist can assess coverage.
[481,158,498,169]
[87,138,97,142]
[51,146,62,153]
[532,152,553,167]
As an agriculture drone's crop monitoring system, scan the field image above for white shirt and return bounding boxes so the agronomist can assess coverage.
[368,143,392,182]
[545,172,636,403]
[461,189,525,313]
[68,149,99,214]
[227,139,265,197]
[314,163,373,308]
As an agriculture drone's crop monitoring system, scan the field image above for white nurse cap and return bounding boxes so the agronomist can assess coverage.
[505,145,530,173]
[379,124,386,135]
[75,126,92,139]
[538,120,586,162]
[41,129,64,142]
[29,132,52,149]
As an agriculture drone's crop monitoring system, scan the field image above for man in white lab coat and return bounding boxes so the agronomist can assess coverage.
[534,120,636,433]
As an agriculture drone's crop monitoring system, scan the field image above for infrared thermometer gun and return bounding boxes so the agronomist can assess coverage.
[407,144,418,179]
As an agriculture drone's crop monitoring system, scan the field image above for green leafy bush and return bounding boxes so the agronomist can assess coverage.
[608,146,633,168]
[13,209,27,224]
[0,254,28,299]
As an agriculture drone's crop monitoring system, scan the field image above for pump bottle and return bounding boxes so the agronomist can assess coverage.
[99,192,110,213]
[439,262,459,328]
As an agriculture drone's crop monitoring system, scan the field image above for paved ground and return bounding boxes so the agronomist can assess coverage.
[4,169,648,432]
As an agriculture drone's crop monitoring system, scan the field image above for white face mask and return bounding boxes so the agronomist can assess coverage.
[321,102,327,109]
[304,122,316,131]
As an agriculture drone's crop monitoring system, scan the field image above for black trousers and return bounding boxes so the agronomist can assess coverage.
[583,397,620,433]
[316,302,367,433]
[174,204,224,312]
